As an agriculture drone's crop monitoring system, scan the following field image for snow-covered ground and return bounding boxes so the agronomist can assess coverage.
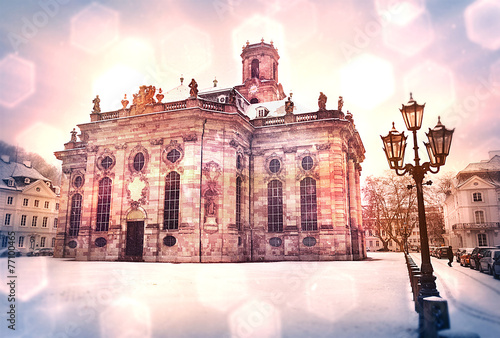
[411,253,500,338]
[1,252,498,337]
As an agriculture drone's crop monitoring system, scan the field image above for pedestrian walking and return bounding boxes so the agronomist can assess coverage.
[447,246,454,267]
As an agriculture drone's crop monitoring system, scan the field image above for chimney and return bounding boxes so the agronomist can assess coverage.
[1,155,10,163]
[23,160,32,168]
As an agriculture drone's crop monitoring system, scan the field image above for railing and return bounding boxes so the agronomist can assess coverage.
[164,101,187,111]
[296,113,318,122]
[264,117,285,125]
[99,111,120,120]
[452,222,500,230]
[201,101,224,112]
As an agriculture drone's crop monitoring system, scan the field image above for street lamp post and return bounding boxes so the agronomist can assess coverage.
[381,93,454,306]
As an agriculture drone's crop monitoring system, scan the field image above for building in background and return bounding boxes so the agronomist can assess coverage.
[0,155,59,253]
[443,151,500,248]
[54,40,365,262]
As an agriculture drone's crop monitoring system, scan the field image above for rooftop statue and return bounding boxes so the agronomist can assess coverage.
[338,96,344,111]
[285,96,294,114]
[189,79,198,97]
[92,95,101,113]
[318,92,327,111]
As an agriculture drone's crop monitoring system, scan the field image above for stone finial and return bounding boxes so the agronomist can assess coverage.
[261,37,264,43]
[156,88,164,103]
[180,74,184,85]
[92,95,101,113]
[213,77,218,87]
[121,94,129,109]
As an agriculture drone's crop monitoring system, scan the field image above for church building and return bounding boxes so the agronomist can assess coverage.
[54,40,366,262]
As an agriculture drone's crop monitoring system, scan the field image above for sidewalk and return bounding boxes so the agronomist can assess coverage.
[1,252,419,337]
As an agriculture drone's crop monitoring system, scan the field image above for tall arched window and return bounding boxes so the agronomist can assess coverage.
[268,180,283,232]
[251,59,259,78]
[474,210,485,224]
[69,193,82,236]
[164,172,180,230]
[96,177,112,231]
[236,177,242,230]
[300,177,318,231]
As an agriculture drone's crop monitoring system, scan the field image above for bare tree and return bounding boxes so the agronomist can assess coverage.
[363,171,449,251]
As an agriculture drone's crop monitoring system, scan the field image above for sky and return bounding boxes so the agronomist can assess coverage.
[0,0,499,180]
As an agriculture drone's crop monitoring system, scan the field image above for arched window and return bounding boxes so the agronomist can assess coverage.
[96,177,112,231]
[69,193,82,236]
[472,192,482,202]
[236,177,242,230]
[251,59,259,78]
[300,177,318,231]
[268,180,283,232]
[164,172,180,230]
[250,98,259,104]
[474,210,485,224]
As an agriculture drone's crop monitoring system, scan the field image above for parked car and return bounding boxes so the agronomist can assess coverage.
[0,248,22,258]
[436,247,448,259]
[459,248,475,267]
[479,249,500,275]
[456,248,464,263]
[34,248,54,256]
[470,246,496,270]
[493,254,500,279]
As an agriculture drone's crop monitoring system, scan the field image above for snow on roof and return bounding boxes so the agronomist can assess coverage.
[459,155,500,173]
[244,98,312,120]
[0,158,50,190]
[163,83,190,102]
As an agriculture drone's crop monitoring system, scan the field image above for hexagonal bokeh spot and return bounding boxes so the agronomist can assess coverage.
[375,0,426,26]
[195,264,248,312]
[100,297,151,337]
[383,12,434,56]
[340,53,395,110]
[232,15,285,62]
[465,0,500,50]
[489,58,500,87]
[16,122,65,167]
[70,3,119,54]
[0,256,48,301]
[0,54,35,108]
[403,60,455,116]
[271,0,318,49]
[229,299,281,338]
[160,25,212,77]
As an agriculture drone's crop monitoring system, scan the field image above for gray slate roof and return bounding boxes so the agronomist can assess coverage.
[0,159,50,191]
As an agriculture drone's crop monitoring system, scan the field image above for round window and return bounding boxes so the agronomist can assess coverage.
[133,152,145,171]
[166,149,181,163]
[68,240,77,249]
[101,156,114,169]
[302,156,313,170]
[303,237,317,247]
[95,237,107,247]
[164,235,177,247]
[74,175,84,188]
[269,159,281,173]
[269,237,282,247]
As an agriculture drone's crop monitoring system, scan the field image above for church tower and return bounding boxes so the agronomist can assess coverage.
[235,39,286,104]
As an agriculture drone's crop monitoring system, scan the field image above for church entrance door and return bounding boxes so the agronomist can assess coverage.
[125,221,144,258]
